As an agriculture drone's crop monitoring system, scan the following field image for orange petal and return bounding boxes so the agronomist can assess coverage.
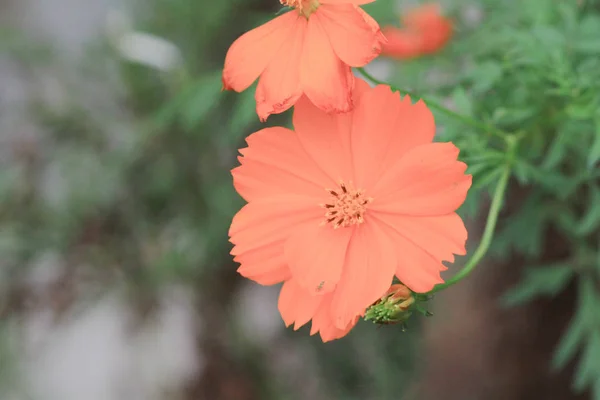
[395,238,445,293]
[401,3,453,56]
[371,212,467,264]
[371,142,471,216]
[284,222,354,294]
[289,78,372,184]
[255,16,307,121]
[385,96,436,159]
[229,195,321,256]
[330,220,396,329]
[233,127,332,201]
[310,296,357,342]
[373,215,446,293]
[420,19,452,55]
[350,88,435,190]
[292,95,354,183]
[300,13,354,114]
[353,76,372,98]
[317,4,384,67]
[235,242,291,285]
[381,27,423,59]
[278,279,324,330]
[350,85,401,189]
[223,11,300,92]
[355,5,385,35]
[278,279,357,340]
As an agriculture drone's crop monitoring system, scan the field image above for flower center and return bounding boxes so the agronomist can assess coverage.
[280,0,320,18]
[320,180,373,229]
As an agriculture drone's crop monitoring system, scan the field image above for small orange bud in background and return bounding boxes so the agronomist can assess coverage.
[381,3,453,59]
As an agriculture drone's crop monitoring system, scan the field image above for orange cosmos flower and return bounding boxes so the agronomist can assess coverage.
[381,3,452,59]
[229,79,471,341]
[222,0,386,121]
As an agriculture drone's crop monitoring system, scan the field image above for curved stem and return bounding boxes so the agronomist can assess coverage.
[427,163,512,294]
[355,67,506,139]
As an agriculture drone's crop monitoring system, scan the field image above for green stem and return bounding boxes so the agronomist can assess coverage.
[355,67,506,139]
[427,163,512,294]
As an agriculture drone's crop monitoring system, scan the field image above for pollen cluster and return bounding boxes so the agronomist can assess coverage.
[321,181,373,229]
[280,0,320,17]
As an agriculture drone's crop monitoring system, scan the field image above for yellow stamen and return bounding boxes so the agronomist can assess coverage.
[320,180,373,229]
[280,0,320,18]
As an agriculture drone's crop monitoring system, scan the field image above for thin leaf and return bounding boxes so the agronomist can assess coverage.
[471,167,503,192]
[501,263,574,307]
[576,184,600,237]
[552,302,587,370]
[181,70,224,131]
[573,330,600,392]
[588,119,600,169]
[451,87,473,116]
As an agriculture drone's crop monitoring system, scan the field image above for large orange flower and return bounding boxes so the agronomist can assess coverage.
[382,3,452,59]
[229,79,471,341]
[222,0,386,121]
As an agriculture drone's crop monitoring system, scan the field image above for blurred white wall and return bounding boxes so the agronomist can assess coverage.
[22,288,201,400]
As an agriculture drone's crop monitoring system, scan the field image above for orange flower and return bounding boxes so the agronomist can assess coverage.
[381,3,452,59]
[222,0,386,121]
[229,79,471,341]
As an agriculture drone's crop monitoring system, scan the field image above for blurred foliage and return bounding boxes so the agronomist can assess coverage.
[385,0,600,397]
[1,0,600,398]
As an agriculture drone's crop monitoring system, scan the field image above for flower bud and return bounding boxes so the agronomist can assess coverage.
[364,283,415,325]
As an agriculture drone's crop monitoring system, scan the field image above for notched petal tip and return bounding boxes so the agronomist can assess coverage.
[256,95,299,122]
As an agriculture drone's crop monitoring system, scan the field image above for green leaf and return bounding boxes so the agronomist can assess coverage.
[593,378,600,400]
[580,278,600,328]
[557,2,578,33]
[542,129,569,170]
[575,15,600,54]
[465,163,491,177]
[459,187,481,219]
[588,120,600,169]
[524,164,575,199]
[451,87,472,116]
[566,102,596,120]
[552,304,587,371]
[493,194,548,258]
[576,184,600,236]
[462,152,505,164]
[491,108,536,126]
[501,263,574,307]
[556,207,580,235]
[228,88,259,137]
[470,61,503,93]
[512,160,533,185]
[532,26,565,47]
[575,39,600,54]
[555,278,600,397]
[181,70,224,131]
[471,167,503,192]
[573,330,600,392]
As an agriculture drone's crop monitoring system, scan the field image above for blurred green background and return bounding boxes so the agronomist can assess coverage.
[1,0,599,399]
